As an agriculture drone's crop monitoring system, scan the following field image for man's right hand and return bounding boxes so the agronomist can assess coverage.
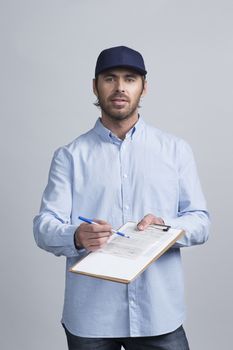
[74,220,112,252]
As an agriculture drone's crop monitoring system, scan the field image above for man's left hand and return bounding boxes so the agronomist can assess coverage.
[137,213,165,231]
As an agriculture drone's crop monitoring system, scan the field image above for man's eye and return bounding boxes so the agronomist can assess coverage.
[105,77,114,82]
[126,77,135,82]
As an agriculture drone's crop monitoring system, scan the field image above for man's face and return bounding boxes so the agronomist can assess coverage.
[93,68,147,121]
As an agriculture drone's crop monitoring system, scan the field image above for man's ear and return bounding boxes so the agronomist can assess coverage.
[93,79,98,97]
[141,79,147,97]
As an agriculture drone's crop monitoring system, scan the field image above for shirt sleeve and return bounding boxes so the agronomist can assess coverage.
[33,147,85,258]
[165,140,210,248]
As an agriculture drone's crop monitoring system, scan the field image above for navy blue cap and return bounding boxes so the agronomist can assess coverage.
[95,46,147,77]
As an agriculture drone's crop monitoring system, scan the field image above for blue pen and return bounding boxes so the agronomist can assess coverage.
[78,216,131,238]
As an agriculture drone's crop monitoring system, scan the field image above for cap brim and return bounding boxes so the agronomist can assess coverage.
[96,64,147,77]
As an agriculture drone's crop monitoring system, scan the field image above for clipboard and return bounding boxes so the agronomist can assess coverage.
[70,222,184,283]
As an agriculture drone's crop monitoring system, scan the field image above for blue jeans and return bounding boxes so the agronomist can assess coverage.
[63,325,190,350]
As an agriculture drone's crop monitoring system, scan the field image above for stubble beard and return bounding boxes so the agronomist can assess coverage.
[97,94,142,122]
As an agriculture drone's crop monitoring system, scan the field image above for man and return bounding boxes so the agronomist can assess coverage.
[33,46,210,349]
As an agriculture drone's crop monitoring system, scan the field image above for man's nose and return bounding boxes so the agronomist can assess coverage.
[115,79,125,93]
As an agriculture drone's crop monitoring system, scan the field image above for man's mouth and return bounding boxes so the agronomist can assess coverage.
[110,96,129,107]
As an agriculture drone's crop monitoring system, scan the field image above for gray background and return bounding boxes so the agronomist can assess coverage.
[1,0,232,349]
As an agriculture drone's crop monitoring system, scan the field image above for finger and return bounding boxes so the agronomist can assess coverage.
[76,223,111,250]
[137,214,164,230]
[88,230,112,239]
[81,223,112,233]
[85,237,109,251]
[93,219,109,225]
[137,214,154,230]
[88,236,110,246]
[79,228,111,241]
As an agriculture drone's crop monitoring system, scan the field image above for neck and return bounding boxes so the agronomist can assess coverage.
[100,113,139,140]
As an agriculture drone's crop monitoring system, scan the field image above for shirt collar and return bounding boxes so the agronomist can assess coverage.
[93,116,145,143]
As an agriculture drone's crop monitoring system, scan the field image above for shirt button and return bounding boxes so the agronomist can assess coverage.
[125,205,129,210]
[123,174,128,178]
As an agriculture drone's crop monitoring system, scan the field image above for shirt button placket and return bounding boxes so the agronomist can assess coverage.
[128,282,139,336]
[120,141,131,222]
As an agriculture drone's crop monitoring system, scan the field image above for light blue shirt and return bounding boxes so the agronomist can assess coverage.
[33,117,210,337]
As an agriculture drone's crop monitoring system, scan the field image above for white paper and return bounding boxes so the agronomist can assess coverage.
[98,223,165,259]
[70,222,184,283]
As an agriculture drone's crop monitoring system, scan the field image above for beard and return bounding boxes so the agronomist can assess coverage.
[97,91,142,121]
